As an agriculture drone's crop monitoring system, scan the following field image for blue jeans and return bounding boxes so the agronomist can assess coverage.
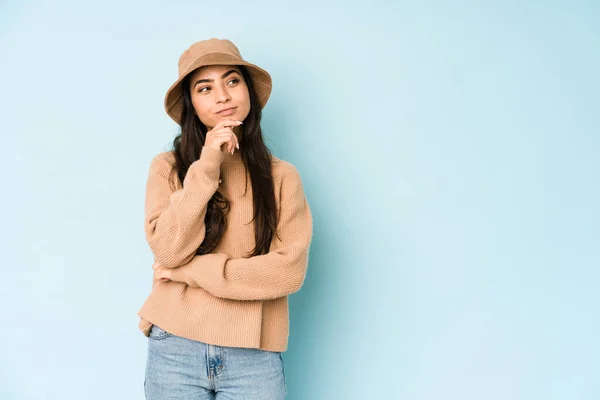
[144,324,287,399]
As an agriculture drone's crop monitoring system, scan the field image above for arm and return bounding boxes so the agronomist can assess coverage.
[145,146,224,269]
[170,164,313,300]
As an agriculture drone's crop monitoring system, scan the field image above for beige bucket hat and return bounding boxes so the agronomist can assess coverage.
[164,38,273,125]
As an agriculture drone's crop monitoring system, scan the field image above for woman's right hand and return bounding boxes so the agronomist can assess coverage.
[205,120,243,154]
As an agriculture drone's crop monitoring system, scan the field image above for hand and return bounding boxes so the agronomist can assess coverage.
[205,120,242,154]
[152,262,172,282]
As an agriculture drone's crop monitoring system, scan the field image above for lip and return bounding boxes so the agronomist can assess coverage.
[217,107,237,115]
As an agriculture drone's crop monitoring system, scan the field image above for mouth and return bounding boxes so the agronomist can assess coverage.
[216,107,238,115]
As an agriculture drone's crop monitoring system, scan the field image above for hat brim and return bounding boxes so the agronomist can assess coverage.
[164,53,272,125]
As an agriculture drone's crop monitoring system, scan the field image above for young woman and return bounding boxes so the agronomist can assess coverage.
[136,38,313,399]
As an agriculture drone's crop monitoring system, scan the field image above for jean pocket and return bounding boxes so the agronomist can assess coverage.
[148,324,171,340]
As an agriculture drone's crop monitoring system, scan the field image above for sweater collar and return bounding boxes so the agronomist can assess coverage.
[223,148,243,163]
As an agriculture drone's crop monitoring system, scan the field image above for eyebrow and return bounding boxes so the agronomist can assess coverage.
[193,69,240,87]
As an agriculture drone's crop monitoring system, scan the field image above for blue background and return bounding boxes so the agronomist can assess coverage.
[1,0,598,398]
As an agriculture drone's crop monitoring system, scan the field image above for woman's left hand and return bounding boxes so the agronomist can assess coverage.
[152,262,172,282]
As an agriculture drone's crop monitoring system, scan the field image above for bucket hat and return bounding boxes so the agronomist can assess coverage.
[164,38,272,125]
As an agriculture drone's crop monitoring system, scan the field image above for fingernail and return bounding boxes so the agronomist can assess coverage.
[237,121,243,124]
[236,143,239,149]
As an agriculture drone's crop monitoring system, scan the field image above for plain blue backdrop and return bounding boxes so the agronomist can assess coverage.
[1,0,598,398]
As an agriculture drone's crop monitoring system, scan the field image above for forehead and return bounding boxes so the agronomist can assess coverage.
[190,64,241,79]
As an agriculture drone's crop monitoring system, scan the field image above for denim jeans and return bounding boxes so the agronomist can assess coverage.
[144,324,287,399]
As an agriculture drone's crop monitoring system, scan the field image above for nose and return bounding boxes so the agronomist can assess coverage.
[215,84,231,103]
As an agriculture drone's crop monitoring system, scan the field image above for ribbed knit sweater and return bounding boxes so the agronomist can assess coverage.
[136,145,313,352]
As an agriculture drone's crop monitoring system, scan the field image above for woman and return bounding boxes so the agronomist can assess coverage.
[137,38,313,399]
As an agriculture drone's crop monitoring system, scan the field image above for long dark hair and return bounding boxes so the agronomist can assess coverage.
[171,65,278,257]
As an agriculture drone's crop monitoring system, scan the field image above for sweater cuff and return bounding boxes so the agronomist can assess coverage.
[185,146,224,183]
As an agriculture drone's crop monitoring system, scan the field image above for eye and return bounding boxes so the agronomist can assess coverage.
[197,78,240,93]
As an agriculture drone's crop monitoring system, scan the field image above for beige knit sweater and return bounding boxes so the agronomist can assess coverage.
[136,145,313,352]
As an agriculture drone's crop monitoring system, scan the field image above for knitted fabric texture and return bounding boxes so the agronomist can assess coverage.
[137,146,313,351]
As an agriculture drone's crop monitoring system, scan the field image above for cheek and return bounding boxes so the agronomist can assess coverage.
[235,88,251,111]
[239,86,250,102]
[190,94,200,111]
[191,96,218,126]
[191,95,210,115]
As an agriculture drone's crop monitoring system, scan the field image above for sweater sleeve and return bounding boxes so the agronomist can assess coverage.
[169,164,313,300]
[145,147,224,269]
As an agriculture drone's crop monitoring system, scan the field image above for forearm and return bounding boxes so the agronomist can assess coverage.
[168,161,314,299]
[170,242,311,301]
[145,147,224,268]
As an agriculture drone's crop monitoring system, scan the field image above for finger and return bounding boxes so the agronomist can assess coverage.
[209,128,238,138]
[213,133,235,153]
[223,127,239,151]
[228,132,235,154]
[222,125,240,151]
[223,128,237,153]
[211,122,241,152]
[215,120,243,130]
[207,130,235,149]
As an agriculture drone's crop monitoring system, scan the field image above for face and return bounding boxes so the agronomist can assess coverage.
[187,64,250,132]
